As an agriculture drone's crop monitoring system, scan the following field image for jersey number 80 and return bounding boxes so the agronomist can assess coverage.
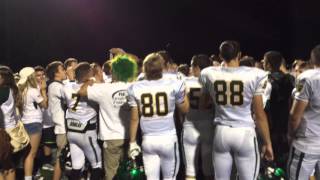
[213,80,244,106]
[141,92,168,117]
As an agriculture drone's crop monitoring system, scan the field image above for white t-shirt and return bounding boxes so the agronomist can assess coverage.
[21,87,44,124]
[48,81,66,134]
[0,87,18,129]
[87,82,131,140]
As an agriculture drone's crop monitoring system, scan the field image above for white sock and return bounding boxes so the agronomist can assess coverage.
[24,176,32,180]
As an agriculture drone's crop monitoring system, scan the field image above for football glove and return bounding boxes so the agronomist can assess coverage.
[128,142,141,160]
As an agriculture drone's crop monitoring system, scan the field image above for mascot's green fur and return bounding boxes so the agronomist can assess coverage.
[111,54,138,82]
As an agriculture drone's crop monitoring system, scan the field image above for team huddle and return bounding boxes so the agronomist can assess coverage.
[1,41,320,180]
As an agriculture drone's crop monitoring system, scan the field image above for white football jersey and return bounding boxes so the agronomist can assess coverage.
[293,68,320,154]
[128,77,186,136]
[0,87,19,129]
[21,87,44,124]
[184,76,214,124]
[200,66,268,128]
[62,83,97,123]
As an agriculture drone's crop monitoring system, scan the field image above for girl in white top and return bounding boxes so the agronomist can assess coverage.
[0,66,24,180]
[18,67,48,180]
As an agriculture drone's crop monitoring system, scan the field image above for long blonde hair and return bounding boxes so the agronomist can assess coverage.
[19,73,38,107]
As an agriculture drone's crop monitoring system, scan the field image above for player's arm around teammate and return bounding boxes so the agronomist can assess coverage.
[63,63,102,180]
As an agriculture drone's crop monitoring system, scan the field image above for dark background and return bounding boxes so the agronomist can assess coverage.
[2,0,320,72]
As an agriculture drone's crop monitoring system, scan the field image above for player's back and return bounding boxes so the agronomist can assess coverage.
[185,76,214,123]
[200,66,267,127]
[63,83,97,123]
[128,77,185,136]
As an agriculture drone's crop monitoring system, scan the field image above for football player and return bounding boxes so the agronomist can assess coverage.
[287,45,320,179]
[128,53,189,180]
[200,41,273,180]
[62,62,102,179]
[183,54,214,180]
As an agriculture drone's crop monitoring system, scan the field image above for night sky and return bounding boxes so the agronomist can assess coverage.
[2,0,320,72]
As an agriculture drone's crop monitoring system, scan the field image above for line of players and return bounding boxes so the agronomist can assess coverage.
[1,41,320,180]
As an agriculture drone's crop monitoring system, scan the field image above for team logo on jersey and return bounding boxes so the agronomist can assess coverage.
[112,90,128,107]
[296,82,304,92]
[262,80,268,89]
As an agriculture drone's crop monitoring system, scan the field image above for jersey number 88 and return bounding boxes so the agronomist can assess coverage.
[213,80,244,106]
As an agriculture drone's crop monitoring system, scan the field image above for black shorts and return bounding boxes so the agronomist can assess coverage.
[41,127,57,148]
[0,144,30,171]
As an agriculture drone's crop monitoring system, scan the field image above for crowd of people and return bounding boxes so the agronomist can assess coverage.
[0,42,319,180]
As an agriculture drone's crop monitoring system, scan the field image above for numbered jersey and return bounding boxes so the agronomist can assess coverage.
[200,66,268,127]
[128,77,186,136]
[185,76,214,124]
[62,83,97,123]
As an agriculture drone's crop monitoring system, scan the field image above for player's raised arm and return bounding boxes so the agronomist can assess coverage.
[78,79,94,97]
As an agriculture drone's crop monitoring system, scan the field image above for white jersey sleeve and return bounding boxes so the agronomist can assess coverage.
[127,85,138,107]
[200,66,268,127]
[254,73,268,96]
[262,81,272,108]
[295,74,312,102]
[174,80,186,104]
